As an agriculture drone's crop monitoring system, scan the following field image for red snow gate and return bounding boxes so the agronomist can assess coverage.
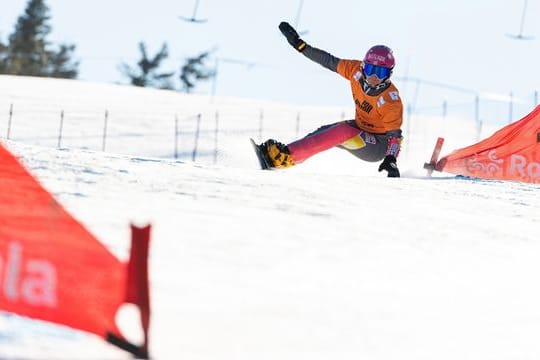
[435,105,540,183]
[0,142,151,358]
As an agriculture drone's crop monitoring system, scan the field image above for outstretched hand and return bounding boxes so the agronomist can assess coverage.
[279,22,306,52]
[378,155,400,177]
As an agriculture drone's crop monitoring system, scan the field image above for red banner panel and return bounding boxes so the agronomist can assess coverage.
[436,106,540,183]
[0,142,150,357]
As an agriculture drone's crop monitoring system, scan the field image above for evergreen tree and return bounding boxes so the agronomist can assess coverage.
[179,51,215,93]
[0,37,7,72]
[48,44,79,78]
[6,0,51,75]
[120,42,175,89]
[1,0,78,78]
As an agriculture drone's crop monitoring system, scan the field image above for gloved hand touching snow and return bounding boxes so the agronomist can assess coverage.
[378,155,400,178]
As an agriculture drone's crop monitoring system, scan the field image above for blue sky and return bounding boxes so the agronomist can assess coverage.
[1,0,539,118]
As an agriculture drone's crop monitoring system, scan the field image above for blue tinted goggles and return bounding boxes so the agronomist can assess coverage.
[363,63,391,79]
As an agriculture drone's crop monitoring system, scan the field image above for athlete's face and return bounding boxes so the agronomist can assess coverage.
[365,74,384,86]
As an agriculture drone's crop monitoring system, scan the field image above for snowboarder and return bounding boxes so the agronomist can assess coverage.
[255,22,403,177]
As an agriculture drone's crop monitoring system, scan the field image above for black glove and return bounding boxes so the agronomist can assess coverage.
[378,155,400,178]
[279,22,307,52]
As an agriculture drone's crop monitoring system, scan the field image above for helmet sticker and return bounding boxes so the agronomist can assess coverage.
[363,45,395,68]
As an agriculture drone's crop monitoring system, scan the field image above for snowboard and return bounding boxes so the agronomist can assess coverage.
[250,138,271,170]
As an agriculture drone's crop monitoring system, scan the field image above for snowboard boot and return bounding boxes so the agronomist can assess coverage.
[262,139,295,169]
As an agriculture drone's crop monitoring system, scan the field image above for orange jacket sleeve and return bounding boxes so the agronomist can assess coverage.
[337,60,362,80]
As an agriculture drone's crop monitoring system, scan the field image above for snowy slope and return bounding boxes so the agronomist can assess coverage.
[1,76,539,359]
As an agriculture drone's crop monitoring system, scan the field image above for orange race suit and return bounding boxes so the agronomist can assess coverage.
[286,45,404,164]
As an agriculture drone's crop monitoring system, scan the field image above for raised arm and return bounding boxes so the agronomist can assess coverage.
[279,22,341,72]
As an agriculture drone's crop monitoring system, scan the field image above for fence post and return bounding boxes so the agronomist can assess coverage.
[174,115,179,159]
[258,109,264,141]
[406,103,412,145]
[508,91,513,124]
[474,94,480,125]
[102,110,108,151]
[403,104,413,160]
[442,100,447,120]
[295,112,301,137]
[192,114,201,162]
[213,111,219,164]
[7,103,13,139]
[474,95,480,141]
[57,110,64,148]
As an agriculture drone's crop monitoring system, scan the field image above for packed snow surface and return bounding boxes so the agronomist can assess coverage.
[0,76,539,359]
